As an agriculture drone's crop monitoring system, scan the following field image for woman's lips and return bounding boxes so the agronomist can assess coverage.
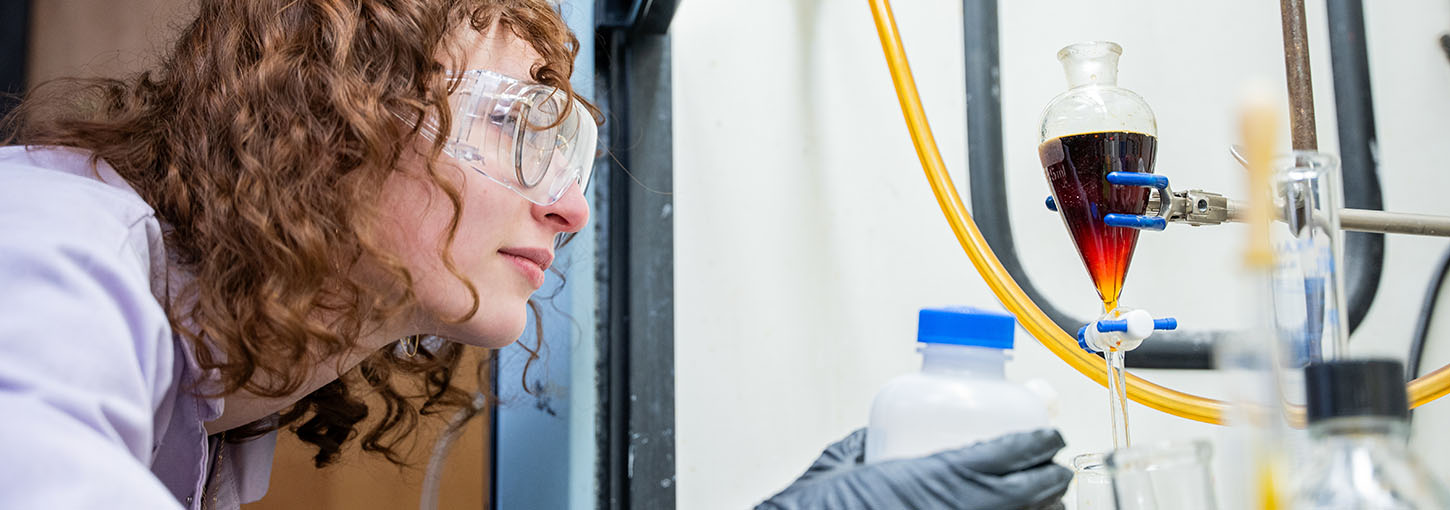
[500,251,548,288]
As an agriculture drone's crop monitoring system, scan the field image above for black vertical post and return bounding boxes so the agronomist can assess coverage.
[597,1,677,508]
[623,33,674,507]
[599,32,630,509]
[0,0,31,124]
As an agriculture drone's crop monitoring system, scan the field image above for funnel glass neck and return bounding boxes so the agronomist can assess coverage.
[1059,41,1122,88]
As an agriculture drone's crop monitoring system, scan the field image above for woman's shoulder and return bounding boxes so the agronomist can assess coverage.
[0,145,167,301]
[0,145,157,229]
[0,145,188,509]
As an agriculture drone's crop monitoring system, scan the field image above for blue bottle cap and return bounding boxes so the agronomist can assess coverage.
[917,307,1016,349]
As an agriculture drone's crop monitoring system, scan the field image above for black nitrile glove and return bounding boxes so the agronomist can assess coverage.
[756,428,1072,510]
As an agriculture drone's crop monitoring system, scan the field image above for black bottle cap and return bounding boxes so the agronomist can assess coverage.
[1305,359,1409,423]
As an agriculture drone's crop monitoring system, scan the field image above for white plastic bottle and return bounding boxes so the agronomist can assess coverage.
[865,307,1052,463]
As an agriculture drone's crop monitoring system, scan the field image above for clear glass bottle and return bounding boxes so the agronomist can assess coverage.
[1291,360,1450,509]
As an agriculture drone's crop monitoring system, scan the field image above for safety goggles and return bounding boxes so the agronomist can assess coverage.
[417,70,598,206]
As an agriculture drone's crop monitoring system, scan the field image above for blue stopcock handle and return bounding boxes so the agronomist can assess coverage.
[1106,171,1169,189]
[1096,320,1129,333]
[1104,213,1167,231]
[1093,317,1180,333]
[1077,317,1179,353]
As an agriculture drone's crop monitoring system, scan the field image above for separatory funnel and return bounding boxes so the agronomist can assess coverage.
[1038,41,1175,450]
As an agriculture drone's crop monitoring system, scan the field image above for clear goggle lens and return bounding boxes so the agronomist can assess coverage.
[421,70,597,205]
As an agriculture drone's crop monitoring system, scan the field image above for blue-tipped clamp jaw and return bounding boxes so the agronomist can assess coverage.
[1045,171,1172,231]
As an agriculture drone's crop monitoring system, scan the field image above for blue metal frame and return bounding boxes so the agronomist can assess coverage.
[492,2,601,509]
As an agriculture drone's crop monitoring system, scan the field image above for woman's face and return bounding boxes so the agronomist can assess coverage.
[377,26,590,348]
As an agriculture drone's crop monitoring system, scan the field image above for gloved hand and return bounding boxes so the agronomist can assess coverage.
[756,428,1072,510]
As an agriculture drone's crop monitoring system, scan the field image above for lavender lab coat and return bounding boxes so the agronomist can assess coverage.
[0,146,277,509]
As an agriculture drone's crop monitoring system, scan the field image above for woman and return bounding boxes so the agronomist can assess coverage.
[0,1,1069,509]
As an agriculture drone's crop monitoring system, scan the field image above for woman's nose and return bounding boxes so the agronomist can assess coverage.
[533,180,590,233]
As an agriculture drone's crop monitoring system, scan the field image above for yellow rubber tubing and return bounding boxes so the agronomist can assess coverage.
[866,0,1450,424]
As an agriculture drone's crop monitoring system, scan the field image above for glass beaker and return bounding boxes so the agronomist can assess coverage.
[1107,440,1219,510]
[1074,452,1118,510]
[1270,151,1348,407]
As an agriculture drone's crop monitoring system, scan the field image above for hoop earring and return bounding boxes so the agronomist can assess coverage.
[402,335,421,357]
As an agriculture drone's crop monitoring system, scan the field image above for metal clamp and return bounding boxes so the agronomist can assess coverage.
[1045,172,1236,230]
[1147,188,1235,226]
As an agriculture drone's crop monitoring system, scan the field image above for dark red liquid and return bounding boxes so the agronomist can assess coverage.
[1038,131,1157,312]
